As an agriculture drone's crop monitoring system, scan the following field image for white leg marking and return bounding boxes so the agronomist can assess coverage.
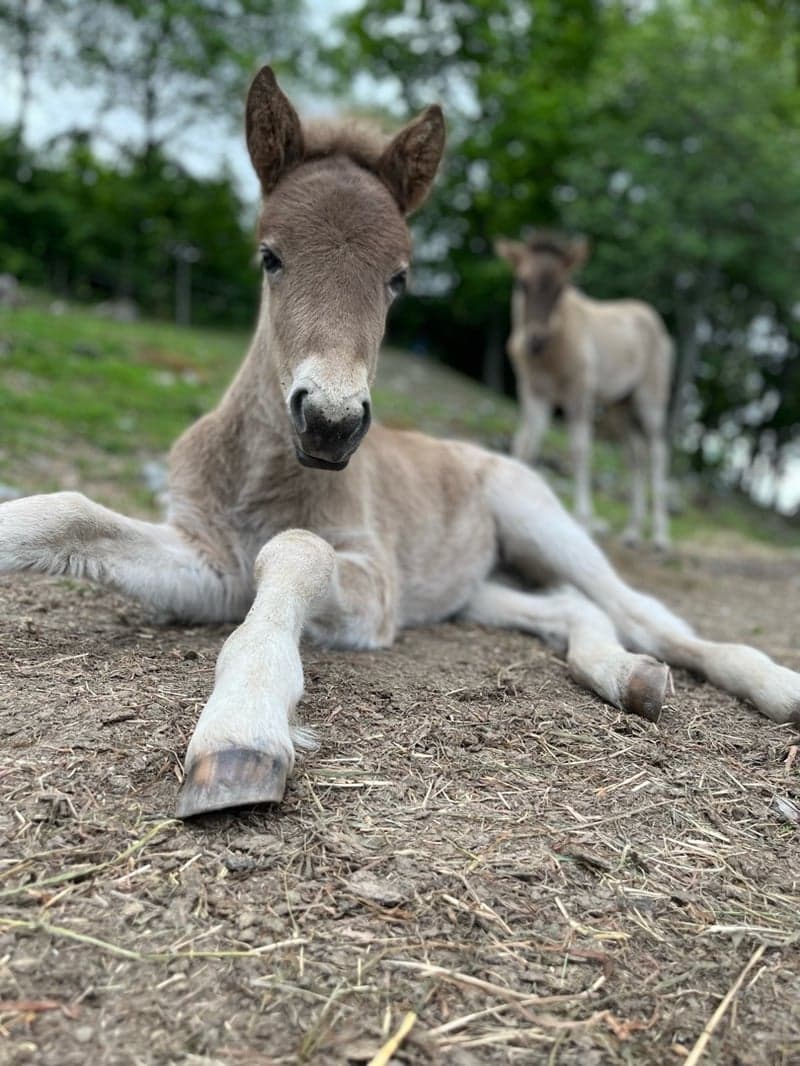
[512,392,551,465]
[184,529,335,766]
[0,491,242,621]
[622,431,647,547]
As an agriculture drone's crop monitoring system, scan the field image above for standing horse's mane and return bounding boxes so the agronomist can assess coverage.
[525,231,572,258]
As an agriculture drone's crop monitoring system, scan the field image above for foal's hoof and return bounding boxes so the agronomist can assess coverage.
[622,660,672,723]
[175,748,289,818]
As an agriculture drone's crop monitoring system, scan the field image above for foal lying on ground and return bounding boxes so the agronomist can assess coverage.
[496,233,673,549]
[1,68,798,818]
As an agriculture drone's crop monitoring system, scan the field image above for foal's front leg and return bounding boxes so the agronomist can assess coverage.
[0,491,242,620]
[176,530,395,817]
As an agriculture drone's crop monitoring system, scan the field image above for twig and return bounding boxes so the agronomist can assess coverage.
[684,944,766,1066]
[368,1012,417,1066]
[0,917,306,963]
[386,960,604,1005]
[0,819,180,901]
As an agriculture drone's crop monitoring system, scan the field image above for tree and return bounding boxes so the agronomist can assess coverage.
[61,0,302,158]
[0,0,66,139]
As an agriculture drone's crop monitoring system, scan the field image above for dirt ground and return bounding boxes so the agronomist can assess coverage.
[1,542,799,1065]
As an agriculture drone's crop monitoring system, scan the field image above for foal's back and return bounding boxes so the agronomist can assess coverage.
[563,288,672,406]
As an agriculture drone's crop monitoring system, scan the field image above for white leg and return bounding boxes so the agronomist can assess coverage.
[177,529,396,817]
[0,491,243,620]
[649,434,671,550]
[567,414,601,531]
[512,391,551,465]
[464,581,670,720]
[621,430,647,547]
[485,456,800,724]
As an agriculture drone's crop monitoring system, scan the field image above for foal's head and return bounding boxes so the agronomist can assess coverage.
[495,232,589,354]
[246,66,445,470]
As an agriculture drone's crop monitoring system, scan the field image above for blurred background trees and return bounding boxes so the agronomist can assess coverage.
[0,0,798,507]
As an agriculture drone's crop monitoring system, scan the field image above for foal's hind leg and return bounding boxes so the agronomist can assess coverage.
[463,582,671,720]
[0,491,243,620]
[485,456,800,724]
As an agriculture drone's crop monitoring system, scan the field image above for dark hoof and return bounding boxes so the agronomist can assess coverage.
[175,748,289,818]
[623,661,671,723]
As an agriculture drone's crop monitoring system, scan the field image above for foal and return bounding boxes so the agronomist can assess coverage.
[496,234,673,549]
[1,68,797,819]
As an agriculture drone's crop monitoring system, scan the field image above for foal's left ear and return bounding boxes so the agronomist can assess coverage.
[246,65,305,194]
[378,105,446,215]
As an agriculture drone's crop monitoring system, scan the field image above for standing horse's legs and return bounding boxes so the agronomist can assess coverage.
[566,409,606,533]
[648,432,671,550]
[633,389,671,550]
[621,428,648,547]
[487,457,800,723]
[512,389,551,465]
[463,581,670,720]
[177,530,395,817]
[0,491,243,620]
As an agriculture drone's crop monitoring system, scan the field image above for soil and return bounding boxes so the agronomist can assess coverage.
[1,544,799,1065]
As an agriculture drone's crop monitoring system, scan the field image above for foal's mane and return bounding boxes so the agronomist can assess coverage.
[301,119,391,174]
[525,231,572,258]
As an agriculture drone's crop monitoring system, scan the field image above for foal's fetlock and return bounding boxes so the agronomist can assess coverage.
[620,525,642,549]
[176,743,293,818]
[621,657,672,722]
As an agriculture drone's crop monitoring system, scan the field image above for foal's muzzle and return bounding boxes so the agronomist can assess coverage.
[529,334,548,355]
[289,388,372,470]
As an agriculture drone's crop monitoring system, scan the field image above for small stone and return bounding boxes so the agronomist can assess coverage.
[74,1026,94,1044]
[11,956,39,974]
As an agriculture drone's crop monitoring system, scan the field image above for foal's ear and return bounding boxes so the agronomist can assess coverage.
[494,238,526,270]
[378,105,446,215]
[566,236,591,272]
[246,66,305,194]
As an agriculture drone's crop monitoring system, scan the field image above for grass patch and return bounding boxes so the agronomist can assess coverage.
[0,305,247,458]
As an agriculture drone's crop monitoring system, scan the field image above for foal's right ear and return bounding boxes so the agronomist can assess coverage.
[246,66,305,194]
[494,238,526,269]
[378,105,446,215]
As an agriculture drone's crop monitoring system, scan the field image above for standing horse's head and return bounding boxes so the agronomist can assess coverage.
[495,232,589,355]
[246,66,445,470]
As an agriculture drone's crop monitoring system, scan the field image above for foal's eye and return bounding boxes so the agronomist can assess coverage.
[388,269,407,297]
[261,246,283,275]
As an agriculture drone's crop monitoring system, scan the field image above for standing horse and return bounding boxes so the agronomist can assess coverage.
[1,68,797,819]
[496,233,673,549]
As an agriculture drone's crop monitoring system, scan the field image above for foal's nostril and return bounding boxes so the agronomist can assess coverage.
[289,388,308,432]
[360,399,372,434]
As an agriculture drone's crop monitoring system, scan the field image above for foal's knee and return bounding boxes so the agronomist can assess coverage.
[254,529,336,602]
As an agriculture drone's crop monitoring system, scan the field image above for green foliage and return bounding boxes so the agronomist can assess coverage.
[0,133,258,325]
